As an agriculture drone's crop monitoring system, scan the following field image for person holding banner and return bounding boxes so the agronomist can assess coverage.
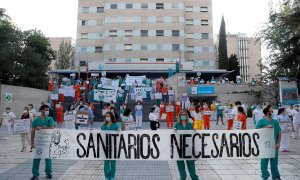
[31,105,55,180]
[101,112,119,180]
[174,110,199,180]
[276,107,291,152]
[20,107,33,152]
[256,106,281,180]
[236,107,247,130]
[135,100,143,129]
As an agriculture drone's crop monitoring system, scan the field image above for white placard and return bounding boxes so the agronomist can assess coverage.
[101,77,120,90]
[168,90,174,95]
[125,75,146,85]
[124,122,136,131]
[94,89,117,103]
[233,121,243,130]
[50,94,59,100]
[76,113,89,125]
[134,88,147,98]
[34,128,276,160]
[64,114,76,121]
[14,119,31,134]
[155,93,162,100]
[166,106,174,112]
[225,113,233,120]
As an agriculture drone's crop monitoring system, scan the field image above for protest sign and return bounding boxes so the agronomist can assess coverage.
[134,88,146,98]
[59,86,75,97]
[76,112,89,125]
[101,78,119,90]
[64,114,76,121]
[166,106,174,112]
[125,75,146,85]
[155,93,162,100]
[14,119,31,134]
[124,122,136,131]
[94,89,117,103]
[168,90,174,96]
[50,94,59,100]
[178,75,186,87]
[233,121,243,130]
[34,128,275,160]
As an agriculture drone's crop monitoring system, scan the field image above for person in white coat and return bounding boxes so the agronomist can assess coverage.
[0,107,16,139]
[292,105,300,139]
[276,108,292,152]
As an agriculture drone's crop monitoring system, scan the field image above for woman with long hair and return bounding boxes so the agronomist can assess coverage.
[122,108,135,130]
[237,106,247,130]
[135,100,143,129]
[149,107,160,130]
[64,104,76,129]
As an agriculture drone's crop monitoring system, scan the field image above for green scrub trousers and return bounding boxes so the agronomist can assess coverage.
[32,158,52,177]
[176,160,199,180]
[104,160,116,179]
[261,149,280,179]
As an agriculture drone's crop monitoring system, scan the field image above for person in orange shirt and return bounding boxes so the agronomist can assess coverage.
[202,105,211,130]
[56,102,64,127]
[48,79,54,92]
[162,85,168,103]
[225,104,234,130]
[156,82,162,93]
[237,106,247,130]
[175,99,181,116]
[166,102,175,128]
[159,102,165,119]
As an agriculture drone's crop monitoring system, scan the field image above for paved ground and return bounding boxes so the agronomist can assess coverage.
[1,119,300,180]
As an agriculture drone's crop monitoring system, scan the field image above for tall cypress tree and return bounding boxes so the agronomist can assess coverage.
[218,16,228,70]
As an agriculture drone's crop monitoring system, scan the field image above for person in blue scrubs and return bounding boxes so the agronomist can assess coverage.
[101,112,119,180]
[256,106,281,180]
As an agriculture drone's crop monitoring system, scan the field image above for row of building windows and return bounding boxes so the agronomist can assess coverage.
[78,45,214,53]
[80,4,208,12]
[80,17,210,26]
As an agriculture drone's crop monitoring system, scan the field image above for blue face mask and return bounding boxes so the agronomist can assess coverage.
[180,115,186,121]
[106,117,111,122]
[45,111,49,116]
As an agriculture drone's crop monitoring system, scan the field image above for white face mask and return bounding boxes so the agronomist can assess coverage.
[23,110,27,113]
[45,111,49,116]
[106,117,111,122]
[6,110,10,113]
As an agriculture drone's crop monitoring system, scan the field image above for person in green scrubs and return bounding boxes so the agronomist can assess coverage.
[101,112,119,180]
[31,105,55,180]
[256,106,281,180]
[174,110,199,180]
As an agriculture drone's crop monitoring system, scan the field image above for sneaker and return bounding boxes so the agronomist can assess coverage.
[31,176,38,180]
[21,147,26,152]
[46,175,52,179]
[30,148,33,152]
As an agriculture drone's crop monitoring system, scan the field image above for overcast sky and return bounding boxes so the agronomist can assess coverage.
[2,0,271,38]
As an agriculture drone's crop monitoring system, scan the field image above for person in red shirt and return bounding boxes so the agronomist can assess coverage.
[59,93,64,103]
[162,85,168,103]
[202,105,211,130]
[166,102,174,128]
[190,78,195,85]
[159,102,165,119]
[48,79,53,92]
[175,99,181,116]
[237,106,247,130]
[56,102,64,127]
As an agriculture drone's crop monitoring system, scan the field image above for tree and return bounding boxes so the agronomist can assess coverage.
[258,1,300,90]
[54,40,74,70]
[218,16,228,70]
[0,8,10,20]
[0,17,55,89]
[227,54,240,81]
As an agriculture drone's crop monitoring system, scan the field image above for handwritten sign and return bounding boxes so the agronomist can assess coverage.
[14,119,31,134]
[76,112,89,125]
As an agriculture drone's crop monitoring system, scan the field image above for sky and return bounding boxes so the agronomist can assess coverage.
[1,0,272,38]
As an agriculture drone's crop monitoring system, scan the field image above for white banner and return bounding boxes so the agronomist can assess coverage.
[50,94,59,100]
[14,119,31,134]
[33,129,275,160]
[94,89,117,103]
[125,75,146,85]
[134,88,146,98]
[59,86,75,97]
[101,78,119,90]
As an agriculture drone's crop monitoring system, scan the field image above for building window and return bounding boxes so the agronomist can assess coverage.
[156,30,164,36]
[82,20,87,26]
[185,6,193,12]
[95,46,103,53]
[172,30,180,36]
[187,46,194,52]
[126,4,133,9]
[125,30,133,36]
[82,7,89,13]
[109,17,117,23]
[125,59,132,62]
[202,33,209,39]
[156,58,164,62]
[172,3,179,9]
[202,47,209,52]
[203,61,210,66]
[140,58,148,62]
[157,44,163,50]
[141,3,148,9]
[109,58,116,62]
[157,16,164,23]
[172,44,180,51]
[200,7,208,12]
[186,33,193,39]
[156,3,164,9]
[97,7,104,13]
[125,17,133,22]
[141,44,148,50]
[124,44,132,51]
[79,61,86,66]
[141,30,148,36]
[109,45,116,51]
[141,17,148,23]
[186,19,193,25]
[81,47,87,53]
[111,4,117,9]
[109,30,117,37]
[201,20,209,26]
[81,33,88,39]
[172,16,179,23]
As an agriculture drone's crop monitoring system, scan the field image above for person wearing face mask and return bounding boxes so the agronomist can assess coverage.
[224,104,234,130]
[20,107,34,152]
[202,104,211,130]
[135,100,143,129]
[28,104,37,119]
[64,104,76,129]
[101,112,119,180]
[256,106,281,180]
[291,105,300,139]
[121,108,135,130]
[231,101,242,121]
[110,107,119,122]
[77,104,95,130]
[253,105,264,125]
[276,107,292,152]
[173,110,199,180]
[31,105,55,180]
[0,107,16,139]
